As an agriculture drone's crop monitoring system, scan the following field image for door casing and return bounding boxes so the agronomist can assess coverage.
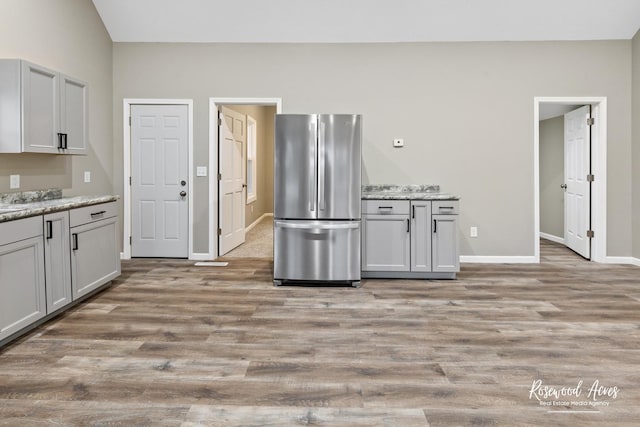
[208,98,282,261]
[534,97,607,263]
[122,99,194,260]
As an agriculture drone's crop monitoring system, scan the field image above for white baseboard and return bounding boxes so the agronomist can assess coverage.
[603,256,640,266]
[539,232,564,244]
[190,252,211,261]
[460,256,537,264]
[246,212,273,232]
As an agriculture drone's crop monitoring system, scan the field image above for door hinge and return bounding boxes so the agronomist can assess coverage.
[217,228,221,236]
[587,230,594,238]
[129,176,132,186]
[129,236,132,245]
[587,117,594,126]
[217,173,222,181]
[129,116,131,126]
[587,174,595,182]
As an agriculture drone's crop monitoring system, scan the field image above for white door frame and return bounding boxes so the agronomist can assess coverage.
[122,99,194,260]
[534,96,607,263]
[208,97,282,260]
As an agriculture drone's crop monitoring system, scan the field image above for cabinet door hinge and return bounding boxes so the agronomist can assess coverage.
[217,228,222,236]
[587,230,594,238]
[129,176,132,186]
[587,117,594,126]
[587,174,595,182]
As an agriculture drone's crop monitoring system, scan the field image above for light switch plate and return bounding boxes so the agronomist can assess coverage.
[196,166,207,177]
[9,174,19,189]
[84,171,91,183]
[470,227,478,238]
[393,138,404,147]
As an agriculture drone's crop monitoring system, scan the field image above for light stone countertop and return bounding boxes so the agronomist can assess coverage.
[361,184,459,201]
[0,195,119,223]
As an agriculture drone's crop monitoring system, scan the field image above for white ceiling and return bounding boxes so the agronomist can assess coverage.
[92,0,640,43]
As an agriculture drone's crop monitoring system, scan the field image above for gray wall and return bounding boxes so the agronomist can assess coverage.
[223,105,275,227]
[634,30,640,260]
[539,116,564,239]
[113,41,633,257]
[0,0,113,197]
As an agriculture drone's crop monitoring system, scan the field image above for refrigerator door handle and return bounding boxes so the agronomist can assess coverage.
[318,120,326,211]
[309,121,317,212]
[275,221,359,230]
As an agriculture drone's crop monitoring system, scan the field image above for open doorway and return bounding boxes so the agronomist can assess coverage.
[208,98,282,261]
[534,97,607,263]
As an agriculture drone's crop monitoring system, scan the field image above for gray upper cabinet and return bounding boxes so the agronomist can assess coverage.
[0,217,46,342]
[59,74,88,154]
[43,211,72,313]
[0,59,87,155]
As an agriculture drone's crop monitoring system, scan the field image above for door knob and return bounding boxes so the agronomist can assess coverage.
[180,191,187,197]
[560,184,567,190]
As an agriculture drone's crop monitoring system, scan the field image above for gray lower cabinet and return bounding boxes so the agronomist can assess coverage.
[362,199,459,279]
[70,203,120,299]
[43,211,72,313]
[432,214,460,272]
[410,201,432,272]
[0,217,46,341]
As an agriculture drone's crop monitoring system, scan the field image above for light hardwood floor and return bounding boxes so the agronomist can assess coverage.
[0,240,639,426]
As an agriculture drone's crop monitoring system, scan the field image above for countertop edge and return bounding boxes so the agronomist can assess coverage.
[361,193,460,201]
[0,196,119,223]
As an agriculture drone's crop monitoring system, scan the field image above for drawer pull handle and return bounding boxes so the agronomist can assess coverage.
[72,233,78,250]
[90,210,106,217]
[439,206,454,210]
[433,219,437,233]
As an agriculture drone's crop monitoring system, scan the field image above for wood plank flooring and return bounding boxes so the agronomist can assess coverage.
[1,239,639,426]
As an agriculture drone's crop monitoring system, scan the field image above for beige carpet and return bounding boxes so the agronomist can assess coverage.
[224,216,273,258]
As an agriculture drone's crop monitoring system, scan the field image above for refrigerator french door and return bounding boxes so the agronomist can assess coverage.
[274,114,362,286]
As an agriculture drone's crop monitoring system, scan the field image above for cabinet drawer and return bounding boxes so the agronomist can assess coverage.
[0,216,42,246]
[432,200,459,215]
[362,200,410,215]
[70,201,117,227]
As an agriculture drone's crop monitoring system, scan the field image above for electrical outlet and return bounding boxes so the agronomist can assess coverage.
[84,171,91,183]
[9,174,20,189]
[393,138,404,148]
[470,226,478,238]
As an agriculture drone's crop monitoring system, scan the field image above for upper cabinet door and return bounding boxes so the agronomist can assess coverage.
[317,114,362,220]
[21,61,60,153]
[59,74,88,155]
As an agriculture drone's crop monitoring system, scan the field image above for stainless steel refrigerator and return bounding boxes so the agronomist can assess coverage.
[273,114,362,287]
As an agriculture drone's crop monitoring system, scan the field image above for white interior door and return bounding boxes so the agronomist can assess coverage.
[131,104,189,258]
[219,106,246,255]
[563,105,591,259]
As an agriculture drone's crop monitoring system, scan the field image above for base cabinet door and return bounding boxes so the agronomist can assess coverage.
[432,214,459,272]
[70,216,120,299]
[43,211,72,313]
[410,201,432,272]
[362,214,410,272]
[0,235,46,341]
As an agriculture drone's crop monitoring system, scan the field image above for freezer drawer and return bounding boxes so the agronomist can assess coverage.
[274,220,361,283]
